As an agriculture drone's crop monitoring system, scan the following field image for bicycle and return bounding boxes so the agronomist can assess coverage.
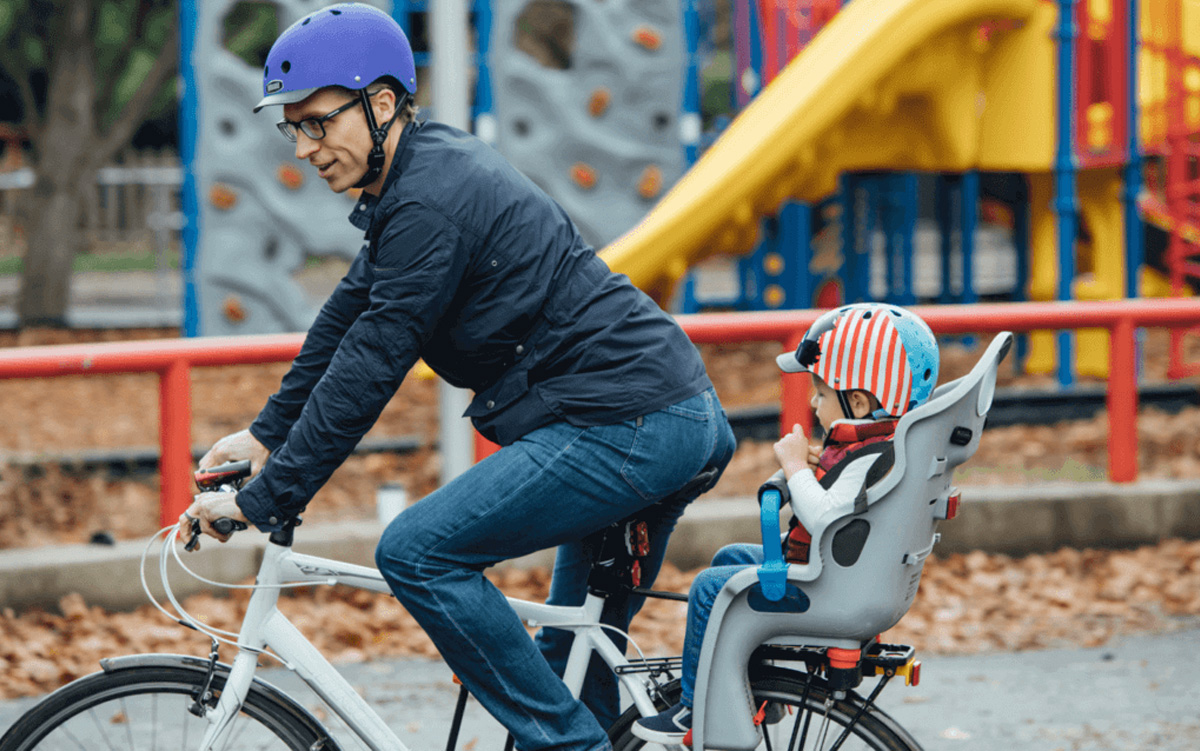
[0,459,927,751]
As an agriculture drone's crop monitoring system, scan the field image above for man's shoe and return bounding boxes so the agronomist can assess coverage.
[632,701,692,744]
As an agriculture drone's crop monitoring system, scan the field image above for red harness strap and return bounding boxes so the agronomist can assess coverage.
[785,420,896,563]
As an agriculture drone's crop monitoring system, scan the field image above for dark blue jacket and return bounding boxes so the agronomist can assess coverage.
[237,120,711,531]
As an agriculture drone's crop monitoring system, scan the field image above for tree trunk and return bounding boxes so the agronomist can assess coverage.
[16,1,95,327]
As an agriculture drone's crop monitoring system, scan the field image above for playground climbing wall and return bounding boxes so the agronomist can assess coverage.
[487,0,686,249]
[184,0,687,334]
[182,0,396,336]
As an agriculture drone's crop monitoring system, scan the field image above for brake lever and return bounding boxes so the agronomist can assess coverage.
[184,517,203,552]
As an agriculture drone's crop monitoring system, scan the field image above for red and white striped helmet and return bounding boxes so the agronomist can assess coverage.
[776,303,939,417]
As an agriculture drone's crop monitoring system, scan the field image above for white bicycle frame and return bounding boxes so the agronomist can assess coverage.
[168,535,666,751]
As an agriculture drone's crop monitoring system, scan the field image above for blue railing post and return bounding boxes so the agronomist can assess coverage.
[1054,0,1079,387]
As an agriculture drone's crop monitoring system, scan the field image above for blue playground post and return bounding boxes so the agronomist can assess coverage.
[887,173,919,306]
[1123,0,1142,301]
[935,175,954,304]
[471,0,494,137]
[1054,0,1078,387]
[1013,176,1032,369]
[391,1,430,69]
[681,0,704,313]
[179,0,200,337]
[840,173,874,304]
[959,170,980,346]
[1123,0,1144,377]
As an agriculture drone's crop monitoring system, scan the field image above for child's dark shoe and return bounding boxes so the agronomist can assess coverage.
[632,701,692,744]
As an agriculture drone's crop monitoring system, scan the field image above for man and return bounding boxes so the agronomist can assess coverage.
[185,4,735,749]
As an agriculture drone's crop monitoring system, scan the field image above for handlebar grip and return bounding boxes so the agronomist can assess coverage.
[212,517,249,536]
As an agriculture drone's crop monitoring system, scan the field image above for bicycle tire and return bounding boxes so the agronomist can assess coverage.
[0,664,333,751]
[608,669,921,751]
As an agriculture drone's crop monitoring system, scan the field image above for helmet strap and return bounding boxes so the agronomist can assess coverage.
[353,89,410,190]
[836,390,856,421]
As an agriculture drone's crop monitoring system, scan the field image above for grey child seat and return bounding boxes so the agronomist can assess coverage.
[690,332,1013,751]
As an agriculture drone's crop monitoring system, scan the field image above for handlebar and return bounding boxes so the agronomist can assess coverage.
[194,459,252,491]
[183,516,249,552]
[185,461,254,551]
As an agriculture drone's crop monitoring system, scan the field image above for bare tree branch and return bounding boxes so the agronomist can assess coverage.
[12,56,43,142]
[94,0,151,119]
[90,17,178,170]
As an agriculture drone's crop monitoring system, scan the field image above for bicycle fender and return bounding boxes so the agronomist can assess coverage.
[99,653,342,750]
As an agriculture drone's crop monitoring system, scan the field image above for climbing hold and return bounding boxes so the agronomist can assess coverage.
[278,163,304,190]
[637,165,663,200]
[764,284,786,309]
[764,253,785,276]
[632,25,662,51]
[210,183,238,211]
[571,163,597,190]
[588,87,611,117]
[222,295,247,323]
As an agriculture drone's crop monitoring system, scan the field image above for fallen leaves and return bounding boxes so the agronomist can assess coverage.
[1,539,1199,701]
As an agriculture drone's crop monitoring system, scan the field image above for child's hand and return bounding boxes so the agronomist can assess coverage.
[774,423,812,479]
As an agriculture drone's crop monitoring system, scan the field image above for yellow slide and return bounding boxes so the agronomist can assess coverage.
[601,0,1059,302]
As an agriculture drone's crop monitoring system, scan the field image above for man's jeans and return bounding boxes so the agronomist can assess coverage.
[680,543,765,706]
[376,388,735,751]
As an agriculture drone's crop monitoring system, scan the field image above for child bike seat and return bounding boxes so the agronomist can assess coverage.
[690,332,1012,751]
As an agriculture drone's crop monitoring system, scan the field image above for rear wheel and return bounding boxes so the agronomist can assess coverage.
[608,671,919,751]
[0,665,332,751]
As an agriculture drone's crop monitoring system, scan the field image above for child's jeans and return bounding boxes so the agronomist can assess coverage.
[680,543,767,706]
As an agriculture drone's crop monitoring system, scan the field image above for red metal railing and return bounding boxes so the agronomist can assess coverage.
[1,299,1198,527]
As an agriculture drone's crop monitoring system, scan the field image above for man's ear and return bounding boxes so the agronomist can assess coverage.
[373,88,397,123]
[847,390,874,419]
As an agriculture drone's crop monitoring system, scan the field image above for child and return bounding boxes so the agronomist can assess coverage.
[633,303,939,745]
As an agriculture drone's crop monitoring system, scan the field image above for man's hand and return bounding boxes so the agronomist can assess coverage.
[199,429,270,477]
[180,492,250,552]
[773,423,814,480]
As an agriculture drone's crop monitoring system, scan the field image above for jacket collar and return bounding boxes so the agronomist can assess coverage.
[347,119,420,232]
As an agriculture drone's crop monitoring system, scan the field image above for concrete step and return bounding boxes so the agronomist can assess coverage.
[2,479,1198,613]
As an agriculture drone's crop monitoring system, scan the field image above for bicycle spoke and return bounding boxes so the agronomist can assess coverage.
[87,706,120,751]
[814,705,833,750]
[119,697,136,749]
[786,703,804,750]
[56,722,90,751]
[222,712,251,751]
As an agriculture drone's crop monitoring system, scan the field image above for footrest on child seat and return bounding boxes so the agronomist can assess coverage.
[864,643,921,687]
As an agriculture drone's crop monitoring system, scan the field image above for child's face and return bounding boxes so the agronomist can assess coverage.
[809,376,845,430]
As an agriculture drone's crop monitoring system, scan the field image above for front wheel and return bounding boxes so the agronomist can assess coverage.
[608,670,920,751]
[0,664,333,751]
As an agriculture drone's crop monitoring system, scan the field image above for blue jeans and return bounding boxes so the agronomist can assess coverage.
[680,543,765,706]
[376,389,735,751]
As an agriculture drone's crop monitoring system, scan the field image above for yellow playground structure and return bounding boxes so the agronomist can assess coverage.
[601,0,1200,379]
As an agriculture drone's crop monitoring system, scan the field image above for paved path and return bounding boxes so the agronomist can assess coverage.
[2,626,1197,750]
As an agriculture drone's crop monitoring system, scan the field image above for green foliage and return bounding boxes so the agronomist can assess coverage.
[222,1,280,69]
[95,0,179,128]
[0,0,179,129]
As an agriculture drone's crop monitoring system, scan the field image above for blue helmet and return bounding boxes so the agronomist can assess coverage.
[254,3,417,113]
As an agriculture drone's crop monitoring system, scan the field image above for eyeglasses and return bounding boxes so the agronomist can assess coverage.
[276,90,379,142]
